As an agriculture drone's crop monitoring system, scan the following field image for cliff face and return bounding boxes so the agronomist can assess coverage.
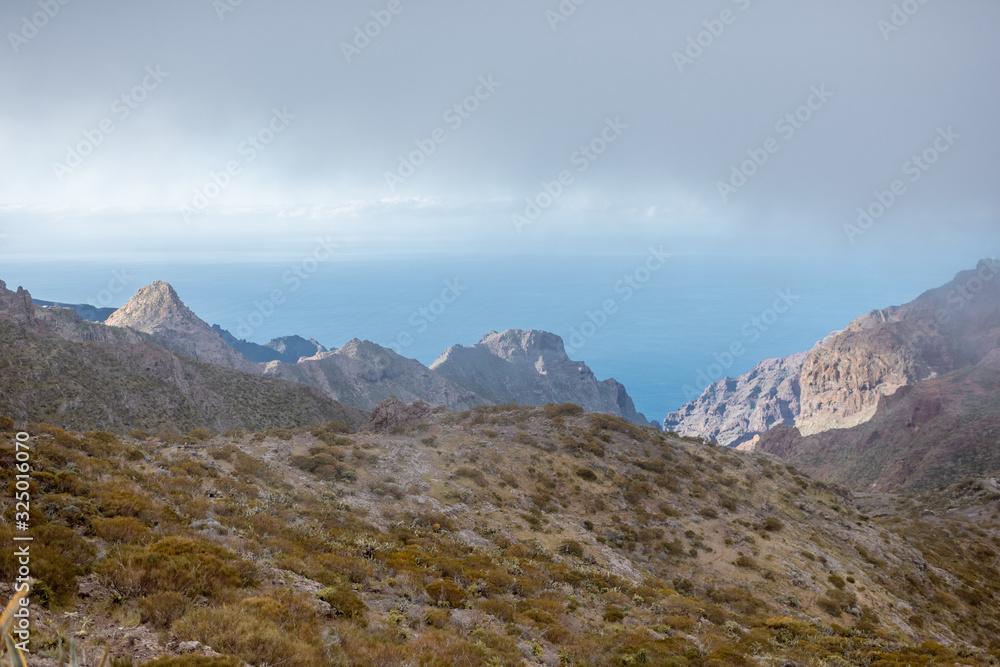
[795,259,1000,435]
[663,351,808,446]
[431,329,648,424]
[666,260,1000,447]
[755,359,1000,492]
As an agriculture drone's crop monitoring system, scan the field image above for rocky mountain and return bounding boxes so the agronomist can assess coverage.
[0,280,365,432]
[32,298,117,322]
[430,329,649,424]
[103,282,647,422]
[663,350,808,446]
[795,258,1000,435]
[754,355,1000,492]
[264,338,481,412]
[667,260,1000,447]
[106,281,259,373]
[212,325,327,364]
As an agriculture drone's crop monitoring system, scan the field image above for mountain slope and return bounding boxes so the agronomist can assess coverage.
[212,325,328,363]
[4,405,1000,664]
[796,258,1000,435]
[431,329,648,424]
[0,280,365,432]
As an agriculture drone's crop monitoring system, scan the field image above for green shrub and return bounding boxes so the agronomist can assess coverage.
[542,403,584,419]
[762,516,784,532]
[426,579,468,607]
[96,536,253,599]
[92,516,153,545]
[557,540,585,558]
[575,468,598,481]
[317,585,366,619]
[139,591,189,628]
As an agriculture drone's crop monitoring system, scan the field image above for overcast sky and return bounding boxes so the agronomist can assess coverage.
[1,0,997,262]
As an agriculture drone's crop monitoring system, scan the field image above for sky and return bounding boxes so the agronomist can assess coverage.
[1,0,998,263]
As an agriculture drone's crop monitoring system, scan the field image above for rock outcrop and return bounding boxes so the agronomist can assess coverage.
[264,339,481,413]
[431,329,648,424]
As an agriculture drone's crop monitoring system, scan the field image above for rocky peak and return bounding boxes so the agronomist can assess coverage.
[106,282,258,371]
[477,329,570,364]
[106,281,198,334]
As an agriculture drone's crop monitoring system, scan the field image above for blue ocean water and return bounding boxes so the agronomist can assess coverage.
[1,253,974,423]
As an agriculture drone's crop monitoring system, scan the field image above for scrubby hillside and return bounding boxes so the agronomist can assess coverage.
[3,405,999,666]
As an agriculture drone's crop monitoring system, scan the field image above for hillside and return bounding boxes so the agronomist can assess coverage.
[3,404,999,665]
[0,280,365,433]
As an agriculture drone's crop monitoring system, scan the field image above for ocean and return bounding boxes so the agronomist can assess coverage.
[2,253,973,423]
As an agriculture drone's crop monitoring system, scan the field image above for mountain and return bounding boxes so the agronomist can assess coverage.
[6,403,1000,664]
[668,260,1000,441]
[668,259,1000,492]
[263,338,481,412]
[0,280,365,432]
[430,329,649,424]
[795,258,1000,435]
[106,282,647,422]
[212,325,327,363]
[663,350,808,445]
[32,298,117,322]
[754,356,1000,492]
[106,281,259,373]
[266,334,327,361]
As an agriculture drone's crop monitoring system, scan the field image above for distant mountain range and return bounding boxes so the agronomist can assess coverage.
[21,279,649,427]
[666,259,1000,492]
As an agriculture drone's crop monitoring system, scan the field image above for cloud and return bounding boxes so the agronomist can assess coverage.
[0,0,997,259]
